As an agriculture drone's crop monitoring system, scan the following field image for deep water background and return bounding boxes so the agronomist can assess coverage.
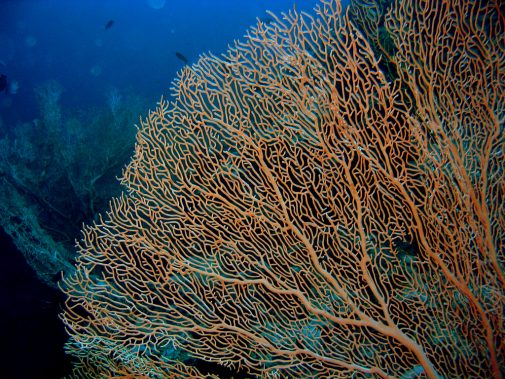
[0,0,324,125]
[0,0,348,377]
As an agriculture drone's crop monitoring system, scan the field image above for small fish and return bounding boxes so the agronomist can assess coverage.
[104,20,115,30]
[0,74,7,92]
[260,16,274,25]
[175,52,188,64]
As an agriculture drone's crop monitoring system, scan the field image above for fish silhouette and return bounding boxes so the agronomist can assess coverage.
[0,74,7,92]
[175,52,188,64]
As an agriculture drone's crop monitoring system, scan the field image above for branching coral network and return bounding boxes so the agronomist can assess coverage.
[60,0,504,377]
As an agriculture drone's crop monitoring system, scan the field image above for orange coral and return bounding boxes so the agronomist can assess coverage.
[61,0,504,377]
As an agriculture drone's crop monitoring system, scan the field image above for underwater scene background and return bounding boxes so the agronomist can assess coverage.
[1,0,503,378]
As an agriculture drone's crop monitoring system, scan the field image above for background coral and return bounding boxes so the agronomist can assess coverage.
[0,82,147,286]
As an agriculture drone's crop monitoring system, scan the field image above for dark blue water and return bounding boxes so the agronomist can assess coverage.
[1,1,332,377]
[0,0,324,125]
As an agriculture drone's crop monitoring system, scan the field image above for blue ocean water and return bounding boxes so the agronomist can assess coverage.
[0,0,328,125]
[0,1,336,377]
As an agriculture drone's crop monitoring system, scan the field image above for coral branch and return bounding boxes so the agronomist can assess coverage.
[60,0,504,377]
